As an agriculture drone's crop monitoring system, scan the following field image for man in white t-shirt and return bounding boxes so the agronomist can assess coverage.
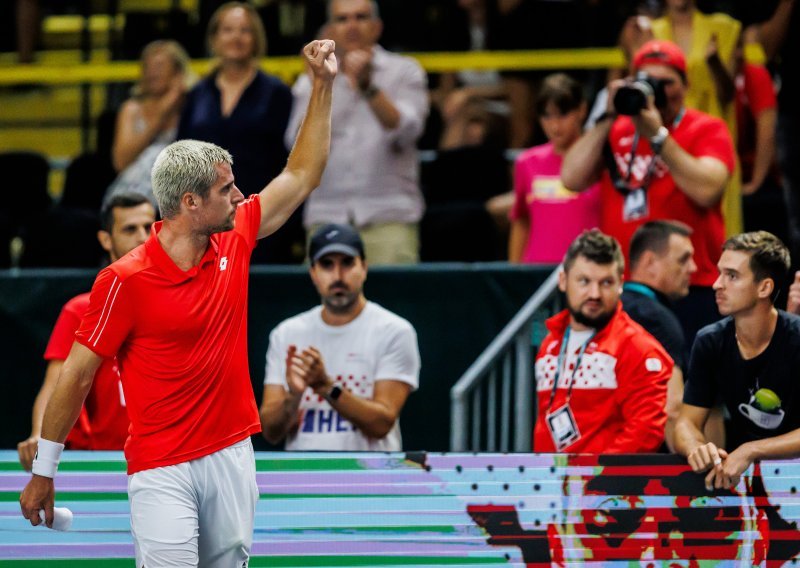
[260,223,420,450]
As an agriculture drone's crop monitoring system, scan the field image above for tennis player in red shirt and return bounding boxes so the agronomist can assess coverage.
[20,39,337,567]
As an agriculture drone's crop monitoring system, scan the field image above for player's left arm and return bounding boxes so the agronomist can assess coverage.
[257,40,336,239]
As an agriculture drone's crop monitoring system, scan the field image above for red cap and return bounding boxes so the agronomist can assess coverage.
[633,40,687,76]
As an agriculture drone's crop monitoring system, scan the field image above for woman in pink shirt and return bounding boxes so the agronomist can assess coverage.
[509,73,600,263]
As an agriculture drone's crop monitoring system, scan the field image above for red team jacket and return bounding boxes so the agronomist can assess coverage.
[533,304,673,453]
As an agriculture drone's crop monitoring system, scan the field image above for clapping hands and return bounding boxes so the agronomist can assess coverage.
[285,345,330,395]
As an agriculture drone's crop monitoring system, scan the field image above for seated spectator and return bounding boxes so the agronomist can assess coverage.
[179,1,295,263]
[508,72,600,264]
[106,40,192,207]
[533,229,672,453]
[675,231,800,490]
[562,39,736,347]
[17,193,155,471]
[260,224,420,450]
[621,220,725,451]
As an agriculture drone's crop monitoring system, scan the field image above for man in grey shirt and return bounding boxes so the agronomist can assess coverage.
[285,0,429,264]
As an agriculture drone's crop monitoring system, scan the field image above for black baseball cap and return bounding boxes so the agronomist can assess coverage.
[309,223,365,263]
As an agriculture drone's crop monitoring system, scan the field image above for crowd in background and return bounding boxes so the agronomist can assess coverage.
[1,0,795,271]
[3,0,800,452]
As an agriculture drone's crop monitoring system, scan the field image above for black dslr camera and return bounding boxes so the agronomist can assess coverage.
[612,72,669,115]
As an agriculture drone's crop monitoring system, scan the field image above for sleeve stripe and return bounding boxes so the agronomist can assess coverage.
[87,276,122,346]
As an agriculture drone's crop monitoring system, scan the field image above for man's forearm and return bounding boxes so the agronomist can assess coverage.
[743,428,800,462]
[39,362,95,443]
[749,110,777,188]
[285,78,333,191]
[261,391,303,444]
[673,417,708,457]
[366,90,401,129]
[326,390,397,439]
[660,139,728,207]
[561,119,611,191]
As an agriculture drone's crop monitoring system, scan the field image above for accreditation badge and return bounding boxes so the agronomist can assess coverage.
[546,405,581,451]
[622,188,648,221]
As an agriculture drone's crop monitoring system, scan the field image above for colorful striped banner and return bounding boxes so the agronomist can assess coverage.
[2,450,799,566]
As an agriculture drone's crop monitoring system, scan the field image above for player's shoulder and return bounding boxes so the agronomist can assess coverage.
[105,243,153,282]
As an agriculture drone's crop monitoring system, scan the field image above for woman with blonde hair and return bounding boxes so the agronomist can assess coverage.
[178,1,294,262]
[106,40,192,207]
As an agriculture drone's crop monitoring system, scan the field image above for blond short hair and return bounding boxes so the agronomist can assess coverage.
[152,140,233,219]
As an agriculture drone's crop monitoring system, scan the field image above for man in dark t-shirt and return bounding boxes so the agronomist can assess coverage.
[675,231,800,491]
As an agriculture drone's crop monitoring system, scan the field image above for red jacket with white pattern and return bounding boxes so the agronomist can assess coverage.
[533,303,672,453]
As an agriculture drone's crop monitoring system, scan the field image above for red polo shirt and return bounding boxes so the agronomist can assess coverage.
[75,195,262,474]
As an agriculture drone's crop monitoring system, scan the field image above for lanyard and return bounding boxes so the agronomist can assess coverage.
[623,282,657,300]
[546,327,595,413]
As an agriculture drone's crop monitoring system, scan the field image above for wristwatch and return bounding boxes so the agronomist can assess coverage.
[361,84,380,99]
[323,384,343,403]
[649,126,669,154]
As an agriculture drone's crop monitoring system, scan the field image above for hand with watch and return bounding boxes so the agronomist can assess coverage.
[649,125,669,155]
[632,96,669,154]
[343,48,374,94]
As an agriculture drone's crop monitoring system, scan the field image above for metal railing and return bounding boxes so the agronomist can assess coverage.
[450,267,562,452]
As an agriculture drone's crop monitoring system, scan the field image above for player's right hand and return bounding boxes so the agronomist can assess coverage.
[19,475,56,528]
[304,39,337,82]
[17,437,38,472]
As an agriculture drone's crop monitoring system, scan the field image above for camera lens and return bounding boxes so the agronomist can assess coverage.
[613,84,648,115]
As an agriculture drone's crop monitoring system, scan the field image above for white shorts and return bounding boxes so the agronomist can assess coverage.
[128,438,258,567]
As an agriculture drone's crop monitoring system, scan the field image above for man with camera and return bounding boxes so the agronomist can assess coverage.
[563,39,736,343]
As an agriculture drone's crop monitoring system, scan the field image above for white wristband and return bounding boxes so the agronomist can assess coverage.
[31,438,65,478]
